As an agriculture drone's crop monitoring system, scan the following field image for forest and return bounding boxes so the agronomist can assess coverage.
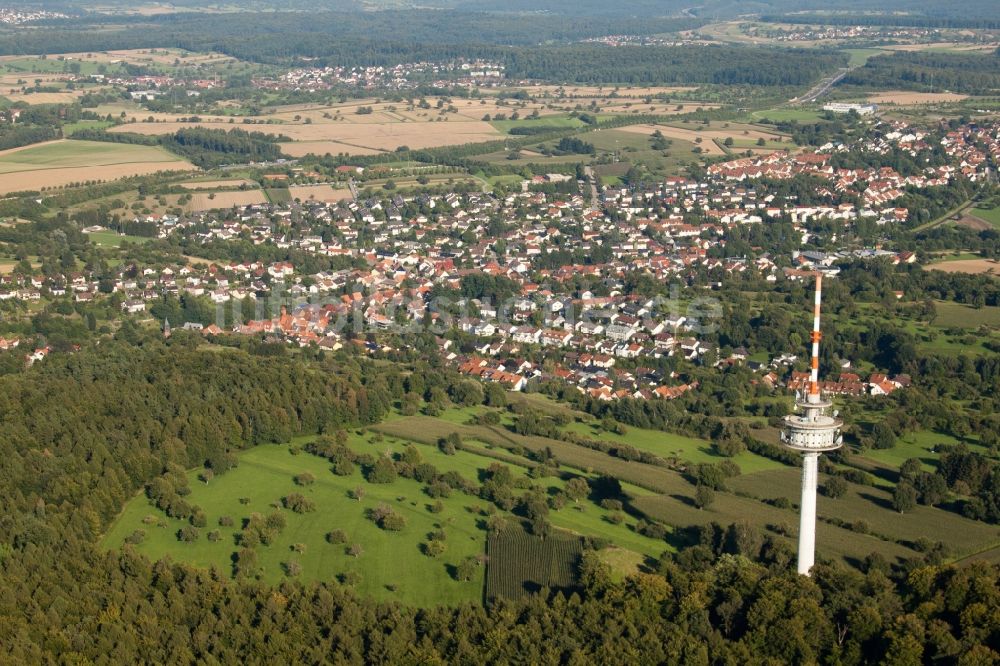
[843,51,1000,94]
[0,337,997,662]
[0,13,845,86]
[0,123,58,151]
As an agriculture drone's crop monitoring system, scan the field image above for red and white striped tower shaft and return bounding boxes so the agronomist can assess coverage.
[782,272,842,576]
[809,274,823,402]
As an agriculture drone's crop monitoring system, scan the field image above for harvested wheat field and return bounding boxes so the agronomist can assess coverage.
[0,73,66,85]
[883,42,999,53]
[27,49,236,67]
[928,259,1000,276]
[5,91,83,105]
[0,140,193,195]
[185,191,267,211]
[112,119,502,153]
[288,184,354,203]
[180,179,257,190]
[866,91,969,105]
[109,121,289,137]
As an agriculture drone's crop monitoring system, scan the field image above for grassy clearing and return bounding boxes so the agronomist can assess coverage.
[752,108,825,123]
[851,300,1000,355]
[722,137,797,151]
[854,430,964,472]
[63,119,113,136]
[490,115,587,134]
[932,301,1000,329]
[369,415,674,558]
[0,140,181,173]
[373,414,689,495]
[842,48,888,67]
[561,419,783,473]
[85,230,154,247]
[264,187,291,203]
[969,205,1000,230]
[103,424,675,606]
[484,174,524,187]
[102,442,488,607]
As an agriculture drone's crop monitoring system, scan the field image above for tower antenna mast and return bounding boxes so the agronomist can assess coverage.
[781,273,843,575]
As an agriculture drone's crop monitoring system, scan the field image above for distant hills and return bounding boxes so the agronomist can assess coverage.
[6,0,1000,21]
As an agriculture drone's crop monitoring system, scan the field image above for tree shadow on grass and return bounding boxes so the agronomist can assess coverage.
[859,492,894,511]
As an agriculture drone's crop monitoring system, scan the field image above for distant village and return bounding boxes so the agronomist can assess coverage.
[86,59,509,96]
[0,7,68,25]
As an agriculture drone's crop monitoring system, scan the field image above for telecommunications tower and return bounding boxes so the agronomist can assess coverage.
[781,274,843,576]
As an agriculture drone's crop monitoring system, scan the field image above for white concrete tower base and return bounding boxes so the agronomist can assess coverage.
[797,452,819,575]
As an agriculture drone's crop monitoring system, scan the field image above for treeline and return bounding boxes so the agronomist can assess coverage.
[71,127,289,168]
[504,45,846,86]
[164,127,288,167]
[0,124,58,151]
[0,103,101,151]
[842,51,1000,94]
[761,12,1000,30]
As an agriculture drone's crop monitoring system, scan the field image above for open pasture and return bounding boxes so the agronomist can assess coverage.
[0,140,193,195]
[927,258,1000,276]
[969,205,1000,230]
[615,124,727,156]
[288,184,354,203]
[186,190,268,211]
[752,108,826,123]
[84,230,153,247]
[931,301,1000,328]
